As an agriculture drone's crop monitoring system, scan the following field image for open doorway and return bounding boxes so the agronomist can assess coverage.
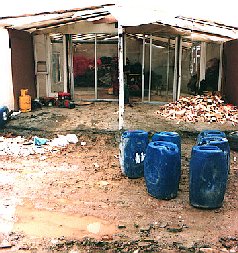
[72,33,118,101]
[144,38,175,103]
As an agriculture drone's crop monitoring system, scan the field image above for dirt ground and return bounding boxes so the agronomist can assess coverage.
[0,102,238,252]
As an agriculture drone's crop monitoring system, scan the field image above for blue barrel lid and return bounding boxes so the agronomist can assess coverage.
[199,130,226,137]
[154,131,179,137]
[122,130,148,138]
[202,135,228,143]
[149,140,179,152]
[192,145,222,153]
[198,136,228,145]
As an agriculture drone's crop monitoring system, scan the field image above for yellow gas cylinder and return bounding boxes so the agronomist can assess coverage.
[19,89,31,112]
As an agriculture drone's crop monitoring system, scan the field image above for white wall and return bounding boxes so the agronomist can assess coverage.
[0,28,14,110]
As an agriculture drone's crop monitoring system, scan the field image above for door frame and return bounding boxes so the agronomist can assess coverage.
[47,34,67,97]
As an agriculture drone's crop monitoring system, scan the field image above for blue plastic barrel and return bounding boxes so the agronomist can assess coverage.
[0,106,9,128]
[198,136,230,172]
[120,130,149,178]
[197,130,226,144]
[189,145,228,209]
[152,131,181,154]
[144,141,181,200]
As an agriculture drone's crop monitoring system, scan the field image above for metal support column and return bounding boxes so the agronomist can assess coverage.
[95,33,98,99]
[148,35,152,102]
[67,34,74,99]
[166,38,170,97]
[118,25,125,130]
[199,42,207,85]
[63,35,68,93]
[218,42,223,92]
[177,36,182,100]
[142,35,145,102]
[124,33,127,64]
[173,36,182,101]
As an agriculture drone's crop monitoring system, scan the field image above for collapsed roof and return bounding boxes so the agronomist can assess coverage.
[0,3,238,44]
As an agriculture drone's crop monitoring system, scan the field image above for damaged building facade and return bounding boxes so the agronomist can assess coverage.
[1,4,238,120]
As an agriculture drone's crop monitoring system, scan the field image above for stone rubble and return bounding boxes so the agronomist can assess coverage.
[157,95,238,125]
[0,134,79,157]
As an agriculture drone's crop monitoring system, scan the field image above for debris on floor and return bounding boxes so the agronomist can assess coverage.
[51,134,79,147]
[34,136,48,146]
[157,95,238,124]
[0,134,79,157]
[0,239,12,249]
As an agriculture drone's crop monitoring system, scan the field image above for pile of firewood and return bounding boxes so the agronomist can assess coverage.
[156,95,238,124]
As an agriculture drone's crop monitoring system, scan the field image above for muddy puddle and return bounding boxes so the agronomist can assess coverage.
[12,200,118,239]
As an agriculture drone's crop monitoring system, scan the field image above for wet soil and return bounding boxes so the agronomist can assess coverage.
[0,102,238,252]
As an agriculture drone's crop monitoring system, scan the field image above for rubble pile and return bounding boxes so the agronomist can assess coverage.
[0,134,79,157]
[157,95,238,124]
